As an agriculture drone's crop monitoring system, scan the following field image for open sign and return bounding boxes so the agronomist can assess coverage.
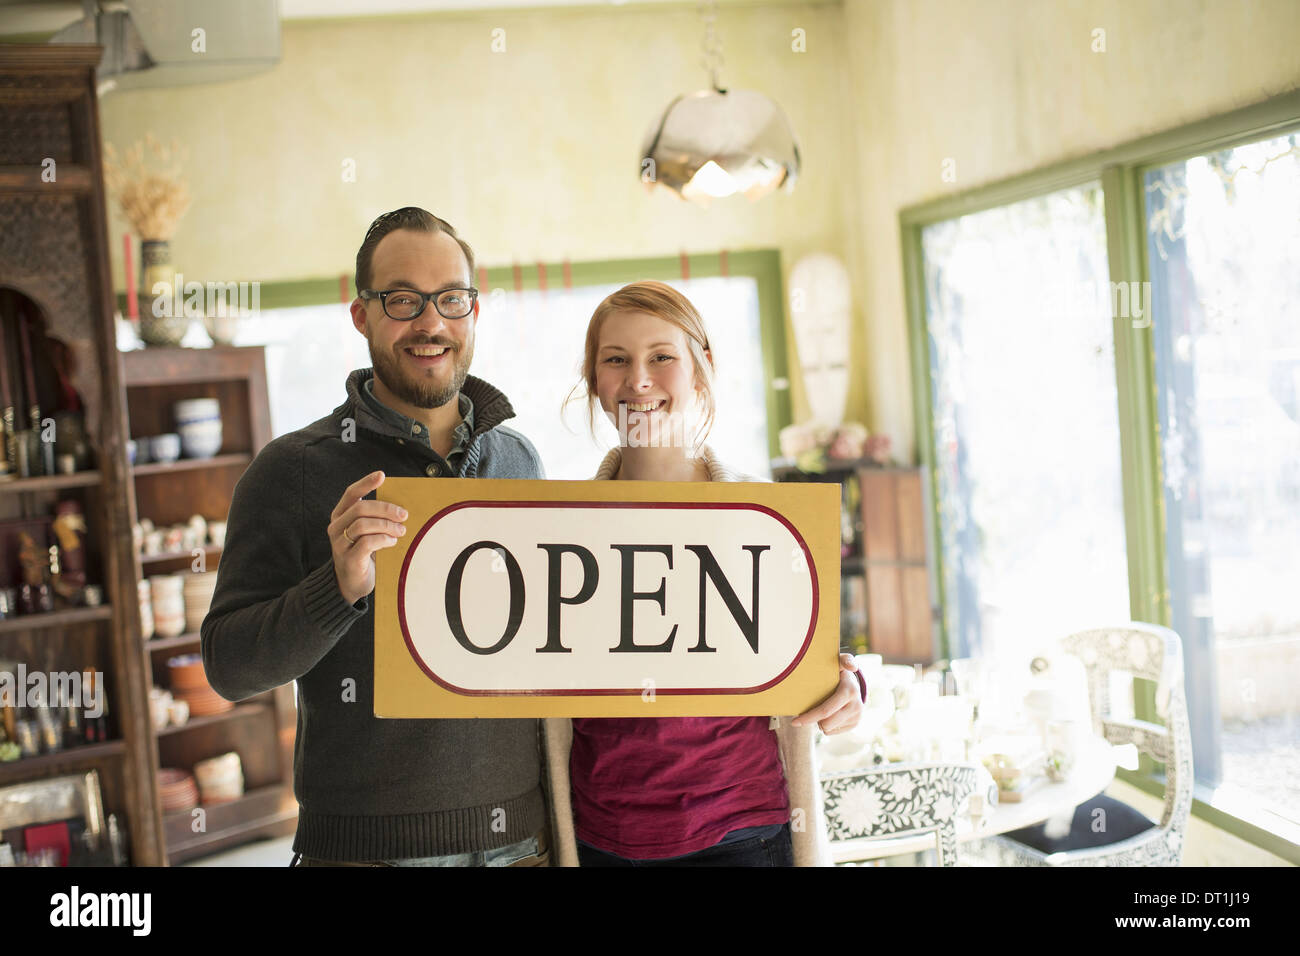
[374,478,840,717]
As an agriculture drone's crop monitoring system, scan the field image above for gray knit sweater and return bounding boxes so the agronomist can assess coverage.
[200,369,547,861]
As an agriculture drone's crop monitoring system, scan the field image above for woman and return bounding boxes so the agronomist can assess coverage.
[544,280,864,866]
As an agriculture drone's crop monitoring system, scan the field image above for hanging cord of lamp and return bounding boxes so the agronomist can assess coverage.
[700,0,725,93]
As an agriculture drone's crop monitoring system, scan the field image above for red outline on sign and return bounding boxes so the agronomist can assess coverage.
[396,501,821,697]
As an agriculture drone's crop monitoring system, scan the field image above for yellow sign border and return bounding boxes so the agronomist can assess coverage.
[375,478,840,717]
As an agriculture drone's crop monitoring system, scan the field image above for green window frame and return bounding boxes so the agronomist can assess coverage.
[900,89,1300,863]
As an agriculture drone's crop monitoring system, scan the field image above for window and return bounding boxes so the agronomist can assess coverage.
[1145,132,1300,824]
[920,184,1130,666]
[903,95,1300,853]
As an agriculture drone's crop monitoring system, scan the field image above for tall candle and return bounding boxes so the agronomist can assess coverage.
[17,309,38,421]
[124,233,137,319]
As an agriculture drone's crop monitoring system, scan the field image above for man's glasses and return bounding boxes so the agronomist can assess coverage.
[359,287,478,321]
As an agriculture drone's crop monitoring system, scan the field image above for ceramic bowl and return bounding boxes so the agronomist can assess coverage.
[173,398,220,424]
[149,433,181,463]
[179,422,222,459]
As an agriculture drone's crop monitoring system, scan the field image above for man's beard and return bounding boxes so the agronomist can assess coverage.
[368,331,473,409]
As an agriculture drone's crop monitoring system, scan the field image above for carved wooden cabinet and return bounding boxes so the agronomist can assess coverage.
[0,44,163,864]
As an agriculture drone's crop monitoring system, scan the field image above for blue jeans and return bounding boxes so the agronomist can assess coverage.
[387,834,540,866]
[292,833,545,867]
[577,824,793,867]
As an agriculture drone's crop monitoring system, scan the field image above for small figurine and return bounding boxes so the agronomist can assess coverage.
[16,531,53,614]
[51,500,88,604]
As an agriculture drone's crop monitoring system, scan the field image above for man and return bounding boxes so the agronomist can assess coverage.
[201,207,549,866]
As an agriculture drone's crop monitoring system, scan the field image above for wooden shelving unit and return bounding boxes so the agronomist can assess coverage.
[773,458,938,664]
[121,346,297,865]
[0,43,161,866]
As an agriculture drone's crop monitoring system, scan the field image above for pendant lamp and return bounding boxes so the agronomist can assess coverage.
[640,0,801,205]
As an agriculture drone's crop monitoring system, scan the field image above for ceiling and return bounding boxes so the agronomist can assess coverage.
[0,0,787,37]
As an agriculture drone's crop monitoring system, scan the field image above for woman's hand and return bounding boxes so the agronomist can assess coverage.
[792,654,864,734]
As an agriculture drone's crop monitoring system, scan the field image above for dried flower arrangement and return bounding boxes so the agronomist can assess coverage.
[103,134,192,239]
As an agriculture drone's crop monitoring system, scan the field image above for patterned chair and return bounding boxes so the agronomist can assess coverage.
[967,623,1193,866]
[821,762,999,866]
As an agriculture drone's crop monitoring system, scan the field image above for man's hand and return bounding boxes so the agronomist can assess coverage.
[329,470,408,606]
[792,653,864,735]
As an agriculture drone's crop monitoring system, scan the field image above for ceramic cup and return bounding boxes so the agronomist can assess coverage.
[168,699,189,726]
[149,433,181,464]
[149,688,173,731]
[144,530,165,555]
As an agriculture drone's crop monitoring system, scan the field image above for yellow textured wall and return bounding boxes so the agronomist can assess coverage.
[841,0,1300,459]
[98,3,852,425]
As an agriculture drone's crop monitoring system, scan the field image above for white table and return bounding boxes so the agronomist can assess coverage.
[827,735,1118,863]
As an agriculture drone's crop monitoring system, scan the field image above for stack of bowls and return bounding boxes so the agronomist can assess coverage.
[194,752,244,805]
[150,575,185,638]
[168,653,232,717]
[158,768,200,813]
[174,398,222,459]
[183,571,218,633]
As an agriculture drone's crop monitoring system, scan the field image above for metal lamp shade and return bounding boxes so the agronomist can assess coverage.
[641,88,801,205]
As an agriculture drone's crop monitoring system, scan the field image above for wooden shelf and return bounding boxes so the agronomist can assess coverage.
[0,604,112,636]
[0,740,127,786]
[163,783,298,864]
[0,470,102,495]
[131,453,251,476]
[147,632,201,653]
[140,544,222,567]
[770,457,904,479]
[155,701,269,738]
